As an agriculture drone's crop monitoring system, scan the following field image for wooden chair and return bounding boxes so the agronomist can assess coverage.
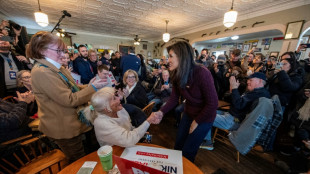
[212,128,240,163]
[142,102,155,117]
[2,96,16,103]
[212,97,277,163]
[0,134,66,174]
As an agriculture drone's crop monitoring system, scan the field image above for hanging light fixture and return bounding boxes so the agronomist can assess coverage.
[163,20,170,42]
[223,0,238,28]
[134,41,140,45]
[34,0,49,27]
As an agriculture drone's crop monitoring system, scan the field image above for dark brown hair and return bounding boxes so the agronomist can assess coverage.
[232,49,241,57]
[97,64,109,72]
[101,50,109,58]
[26,31,65,59]
[167,41,196,89]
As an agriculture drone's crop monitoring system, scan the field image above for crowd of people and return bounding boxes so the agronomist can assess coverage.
[1,19,310,172]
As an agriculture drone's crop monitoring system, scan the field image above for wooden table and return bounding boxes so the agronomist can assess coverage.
[58,143,203,174]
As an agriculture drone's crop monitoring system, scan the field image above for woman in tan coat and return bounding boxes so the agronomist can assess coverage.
[27,31,106,163]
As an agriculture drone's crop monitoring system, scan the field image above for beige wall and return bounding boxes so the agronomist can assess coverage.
[72,33,154,58]
[26,29,154,58]
[195,35,284,57]
[154,4,310,57]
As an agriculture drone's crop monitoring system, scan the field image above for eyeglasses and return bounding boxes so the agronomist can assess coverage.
[48,48,67,54]
[22,76,31,79]
[127,76,136,79]
[114,91,119,97]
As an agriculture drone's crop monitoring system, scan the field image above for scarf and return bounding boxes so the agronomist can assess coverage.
[36,62,91,126]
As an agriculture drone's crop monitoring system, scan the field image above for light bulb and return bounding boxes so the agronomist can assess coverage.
[163,33,170,42]
[34,11,49,27]
[223,10,238,28]
[231,35,239,40]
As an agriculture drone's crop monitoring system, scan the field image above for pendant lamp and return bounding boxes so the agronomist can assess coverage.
[223,0,238,28]
[34,0,49,27]
[163,20,170,42]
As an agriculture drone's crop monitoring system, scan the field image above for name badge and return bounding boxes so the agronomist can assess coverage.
[9,71,17,79]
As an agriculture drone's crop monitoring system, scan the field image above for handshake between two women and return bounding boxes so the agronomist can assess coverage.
[146,111,164,124]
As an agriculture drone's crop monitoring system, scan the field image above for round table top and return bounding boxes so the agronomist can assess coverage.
[58,143,203,174]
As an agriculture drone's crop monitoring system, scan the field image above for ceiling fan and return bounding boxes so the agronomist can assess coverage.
[133,35,147,45]
[55,27,76,37]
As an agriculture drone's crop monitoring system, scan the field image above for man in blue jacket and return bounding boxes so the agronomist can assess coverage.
[120,47,140,76]
[73,45,94,84]
[201,72,271,150]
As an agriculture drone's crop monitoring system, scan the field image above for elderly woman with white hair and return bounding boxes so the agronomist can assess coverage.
[84,87,157,147]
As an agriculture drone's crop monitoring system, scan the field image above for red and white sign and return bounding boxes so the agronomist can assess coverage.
[113,155,168,174]
[120,145,183,174]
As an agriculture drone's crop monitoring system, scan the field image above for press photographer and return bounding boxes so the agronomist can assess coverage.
[211,54,227,99]
[0,20,29,56]
[0,39,26,98]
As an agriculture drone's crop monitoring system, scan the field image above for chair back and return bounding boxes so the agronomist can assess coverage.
[142,102,155,117]
[228,97,274,155]
[0,134,66,174]
[2,96,16,103]
[256,95,283,151]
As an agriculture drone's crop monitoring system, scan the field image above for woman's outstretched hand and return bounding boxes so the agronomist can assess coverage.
[148,111,163,124]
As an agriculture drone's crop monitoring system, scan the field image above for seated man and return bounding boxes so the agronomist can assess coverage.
[0,91,33,143]
[150,70,172,111]
[200,72,271,150]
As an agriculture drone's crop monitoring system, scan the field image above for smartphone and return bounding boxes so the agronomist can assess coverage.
[301,44,310,48]
[68,61,73,69]
[0,36,14,43]
[275,62,283,70]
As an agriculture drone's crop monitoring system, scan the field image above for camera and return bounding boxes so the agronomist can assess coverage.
[217,61,225,66]
[230,73,237,77]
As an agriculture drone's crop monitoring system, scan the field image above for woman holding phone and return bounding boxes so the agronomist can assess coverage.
[268,52,304,107]
[150,41,218,162]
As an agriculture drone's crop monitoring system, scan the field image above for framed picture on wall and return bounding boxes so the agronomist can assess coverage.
[118,45,135,56]
[264,45,270,50]
[237,43,243,50]
[61,36,72,47]
[143,44,147,50]
[251,42,258,48]
[254,48,262,52]
[284,20,304,39]
[270,52,279,58]
[243,44,250,52]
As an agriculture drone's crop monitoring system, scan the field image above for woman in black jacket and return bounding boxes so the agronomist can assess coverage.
[121,69,148,109]
[268,52,304,107]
